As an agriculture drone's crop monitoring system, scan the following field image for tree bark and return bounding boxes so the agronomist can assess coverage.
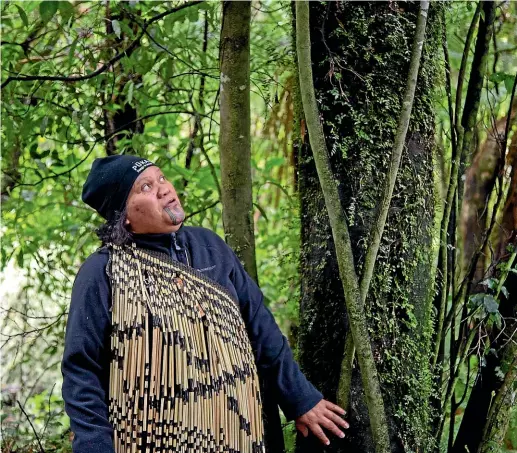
[294,2,440,452]
[219,0,258,283]
[219,3,283,453]
[296,1,391,451]
[337,1,430,409]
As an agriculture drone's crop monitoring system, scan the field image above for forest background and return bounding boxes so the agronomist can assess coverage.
[1,1,516,453]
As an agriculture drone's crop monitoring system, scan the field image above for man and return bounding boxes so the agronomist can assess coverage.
[62,155,348,453]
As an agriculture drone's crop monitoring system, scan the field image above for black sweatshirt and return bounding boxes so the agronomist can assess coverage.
[61,225,322,453]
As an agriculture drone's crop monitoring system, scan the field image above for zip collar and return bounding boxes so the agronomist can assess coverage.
[131,225,186,261]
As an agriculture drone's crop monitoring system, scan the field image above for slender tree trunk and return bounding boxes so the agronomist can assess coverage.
[433,0,496,379]
[294,2,441,452]
[219,3,283,452]
[219,0,258,283]
[478,353,517,453]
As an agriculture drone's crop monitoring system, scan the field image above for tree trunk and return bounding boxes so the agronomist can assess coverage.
[294,2,441,452]
[219,0,258,282]
[219,3,283,452]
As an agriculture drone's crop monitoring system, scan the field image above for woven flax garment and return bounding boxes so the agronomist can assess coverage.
[108,244,265,453]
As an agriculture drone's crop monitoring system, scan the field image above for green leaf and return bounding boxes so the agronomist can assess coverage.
[112,19,121,39]
[81,111,90,133]
[483,295,499,314]
[39,1,59,24]
[481,278,498,290]
[127,80,134,105]
[68,38,78,66]
[500,286,509,299]
[491,312,502,330]
[16,248,24,268]
[118,20,135,38]
[40,116,49,136]
[489,72,515,93]
[265,156,285,172]
[15,4,29,28]
[29,143,39,159]
[503,75,515,94]
[58,1,74,22]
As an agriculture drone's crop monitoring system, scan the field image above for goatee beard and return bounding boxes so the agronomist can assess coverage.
[164,206,185,225]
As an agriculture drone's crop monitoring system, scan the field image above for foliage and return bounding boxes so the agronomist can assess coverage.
[1,0,516,452]
[1,1,297,450]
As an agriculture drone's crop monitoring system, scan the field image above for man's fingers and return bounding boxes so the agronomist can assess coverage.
[298,424,309,438]
[325,410,350,429]
[325,400,346,415]
[319,417,346,439]
[309,423,331,446]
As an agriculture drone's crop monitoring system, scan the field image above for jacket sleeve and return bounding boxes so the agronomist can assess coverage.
[229,249,323,421]
[61,251,114,453]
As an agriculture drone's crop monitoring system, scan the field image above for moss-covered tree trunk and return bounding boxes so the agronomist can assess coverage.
[294,2,441,452]
[219,0,258,283]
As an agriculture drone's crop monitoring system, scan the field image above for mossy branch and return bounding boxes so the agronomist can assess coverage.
[479,354,517,453]
[295,2,390,451]
[337,0,430,411]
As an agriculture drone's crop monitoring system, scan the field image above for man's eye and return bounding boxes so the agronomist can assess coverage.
[142,183,151,191]
[159,175,166,182]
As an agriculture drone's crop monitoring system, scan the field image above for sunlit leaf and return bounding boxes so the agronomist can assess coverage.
[112,19,121,39]
[14,4,29,28]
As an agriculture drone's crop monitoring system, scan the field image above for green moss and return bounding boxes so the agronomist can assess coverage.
[297,1,445,451]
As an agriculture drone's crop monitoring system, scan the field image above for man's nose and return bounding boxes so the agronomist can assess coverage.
[157,185,171,199]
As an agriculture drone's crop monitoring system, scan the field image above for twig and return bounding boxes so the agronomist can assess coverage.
[184,201,219,221]
[16,400,45,453]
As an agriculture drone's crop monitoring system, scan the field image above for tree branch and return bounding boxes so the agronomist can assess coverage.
[184,200,219,221]
[1,1,204,89]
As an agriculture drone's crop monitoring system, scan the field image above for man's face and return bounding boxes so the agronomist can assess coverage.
[125,166,185,234]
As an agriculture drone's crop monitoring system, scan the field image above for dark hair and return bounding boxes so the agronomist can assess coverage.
[96,207,132,246]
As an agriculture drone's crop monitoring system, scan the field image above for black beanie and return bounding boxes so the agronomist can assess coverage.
[82,155,156,221]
